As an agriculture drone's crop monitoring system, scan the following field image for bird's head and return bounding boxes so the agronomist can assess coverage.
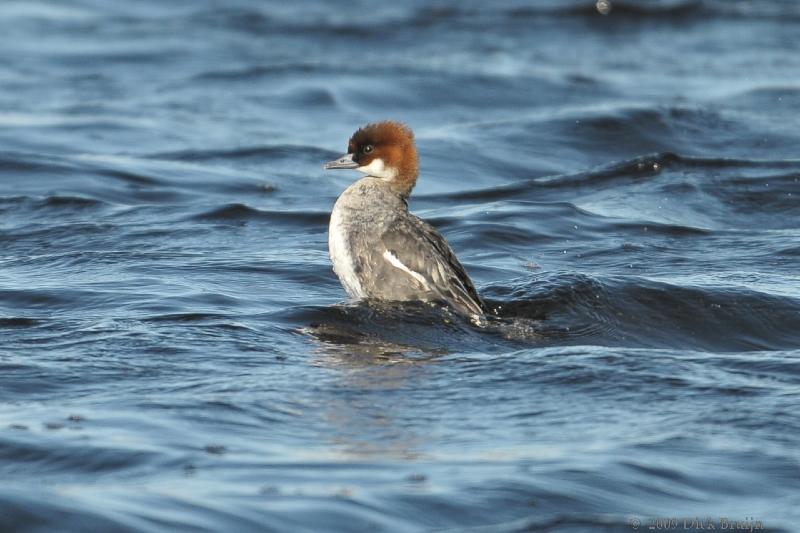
[324,121,419,197]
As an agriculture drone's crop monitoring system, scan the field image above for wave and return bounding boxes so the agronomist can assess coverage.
[0,317,43,328]
[509,0,706,20]
[486,272,800,351]
[191,203,328,225]
[291,269,800,355]
[181,1,800,37]
[0,489,136,533]
[425,151,800,230]
[150,144,335,163]
[191,63,319,81]
[0,195,107,215]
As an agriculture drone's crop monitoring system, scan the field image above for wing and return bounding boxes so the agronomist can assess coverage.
[379,215,485,316]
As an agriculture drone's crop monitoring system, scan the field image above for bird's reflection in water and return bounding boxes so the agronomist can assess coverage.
[301,316,448,461]
[292,299,544,460]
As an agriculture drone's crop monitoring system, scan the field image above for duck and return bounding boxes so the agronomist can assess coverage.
[323,121,485,317]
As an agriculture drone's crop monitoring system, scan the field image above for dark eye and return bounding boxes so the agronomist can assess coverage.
[361,144,374,154]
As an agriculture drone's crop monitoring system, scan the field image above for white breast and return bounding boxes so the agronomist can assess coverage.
[328,200,365,299]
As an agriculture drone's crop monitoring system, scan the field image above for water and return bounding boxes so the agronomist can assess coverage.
[2,0,800,531]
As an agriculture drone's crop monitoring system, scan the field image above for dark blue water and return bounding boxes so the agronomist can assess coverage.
[2,1,800,531]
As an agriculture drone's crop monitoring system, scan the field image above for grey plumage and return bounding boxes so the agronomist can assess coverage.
[329,177,485,317]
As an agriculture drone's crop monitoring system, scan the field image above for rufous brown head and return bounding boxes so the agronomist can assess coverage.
[324,121,420,197]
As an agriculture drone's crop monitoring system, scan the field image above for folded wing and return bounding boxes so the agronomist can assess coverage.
[379,215,485,316]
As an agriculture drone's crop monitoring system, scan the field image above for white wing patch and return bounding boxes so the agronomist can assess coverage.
[382,250,429,289]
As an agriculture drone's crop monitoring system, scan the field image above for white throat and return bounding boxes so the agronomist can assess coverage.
[357,158,397,180]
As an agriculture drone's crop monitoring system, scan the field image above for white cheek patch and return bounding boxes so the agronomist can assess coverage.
[382,250,429,289]
[357,158,398,180]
